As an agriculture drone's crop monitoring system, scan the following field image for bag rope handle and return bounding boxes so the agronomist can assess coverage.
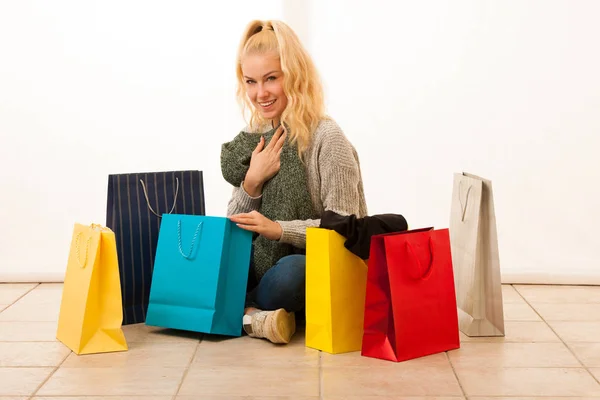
[74,233,91,268]
[177,220,203,259]
[139,177,180,218]
[405,238,434,280]
[458,180,473,222]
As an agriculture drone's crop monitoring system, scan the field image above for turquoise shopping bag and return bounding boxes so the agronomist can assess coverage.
[145,214,252,336]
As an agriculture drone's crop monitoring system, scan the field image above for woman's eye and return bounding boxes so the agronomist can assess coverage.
[245,80,255,84]
[267,76,276,81]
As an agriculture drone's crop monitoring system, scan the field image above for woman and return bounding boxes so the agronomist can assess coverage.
[222,19,368,344]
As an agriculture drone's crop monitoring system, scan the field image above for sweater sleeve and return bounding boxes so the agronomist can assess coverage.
[315,129,363,216]
[226,181,263,216]
[277,218,321,248]
[277,127,363,248]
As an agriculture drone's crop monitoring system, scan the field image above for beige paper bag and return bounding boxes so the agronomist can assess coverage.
[450,172,505,337]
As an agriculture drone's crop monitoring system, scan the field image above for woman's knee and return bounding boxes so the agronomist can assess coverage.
[255,254,306,311]
[277,254,306,277]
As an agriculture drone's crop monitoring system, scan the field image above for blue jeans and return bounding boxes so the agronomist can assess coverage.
[245,254,306,313]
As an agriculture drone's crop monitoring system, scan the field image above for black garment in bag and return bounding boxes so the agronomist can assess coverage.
[106,170,206,325]
[319,210,408,260]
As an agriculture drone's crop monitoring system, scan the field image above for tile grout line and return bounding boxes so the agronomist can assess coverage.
[23,396,163,399]
[2,282,40,400]
[0,339,201,343]
[0,340,59,343]
[445,350,468,400]
[171,334,202,400]
[28,347,72,399]
[512,284,600,385]
[318,350,323,400]
[1,283,40,313]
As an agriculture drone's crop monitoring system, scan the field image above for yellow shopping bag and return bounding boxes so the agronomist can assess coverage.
[56,223,128,355]
[305,228,368,354]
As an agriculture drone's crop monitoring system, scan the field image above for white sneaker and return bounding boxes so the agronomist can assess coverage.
[243,308,296,344]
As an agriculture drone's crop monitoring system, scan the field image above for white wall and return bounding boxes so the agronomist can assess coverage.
[303,0,600,284]
[0,0,284,281]
[1,1,599,284]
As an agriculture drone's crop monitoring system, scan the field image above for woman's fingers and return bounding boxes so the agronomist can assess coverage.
[229,214,256,225]
[252,136,265,155]
[274,129,287,152]
[235,223,258,232]
[266,125,284,150]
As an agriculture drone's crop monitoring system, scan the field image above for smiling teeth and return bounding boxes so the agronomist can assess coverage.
[260,100,275,107]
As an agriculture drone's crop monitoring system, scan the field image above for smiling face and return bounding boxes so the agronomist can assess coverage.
[241,52,288,127]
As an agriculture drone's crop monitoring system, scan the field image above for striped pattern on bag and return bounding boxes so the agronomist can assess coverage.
[106,170,206,325]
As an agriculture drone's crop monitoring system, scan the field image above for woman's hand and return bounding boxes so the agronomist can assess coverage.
[243,125,286,197]
[229,210,283,241]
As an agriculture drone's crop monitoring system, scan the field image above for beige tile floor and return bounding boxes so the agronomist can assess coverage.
[0,283,599,399]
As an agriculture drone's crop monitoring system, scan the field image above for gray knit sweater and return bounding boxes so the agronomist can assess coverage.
[221,124,316,280]
[226,118,368,249]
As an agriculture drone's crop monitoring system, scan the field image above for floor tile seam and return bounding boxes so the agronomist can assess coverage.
[445,350,468,399]
[172,337,201,399]
[1,283,41,313]
[29,347,71,398]
[513,285,600,385]
[319,351,323,400]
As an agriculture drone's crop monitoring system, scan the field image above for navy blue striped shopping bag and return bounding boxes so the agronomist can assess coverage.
[106,170,206,325]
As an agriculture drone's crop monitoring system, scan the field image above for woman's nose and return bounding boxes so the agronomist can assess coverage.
[257,84,269,99]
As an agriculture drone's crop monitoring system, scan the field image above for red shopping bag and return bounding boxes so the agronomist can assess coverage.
[361,227,460,362]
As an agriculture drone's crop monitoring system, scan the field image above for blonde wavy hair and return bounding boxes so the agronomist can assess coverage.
[236,20,326,156]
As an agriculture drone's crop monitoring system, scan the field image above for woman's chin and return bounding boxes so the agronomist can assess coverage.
[259,110,281,121]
